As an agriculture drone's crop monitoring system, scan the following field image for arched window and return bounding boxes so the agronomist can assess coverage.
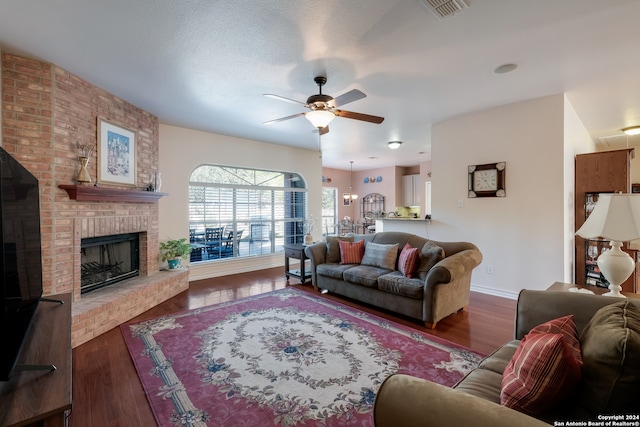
[188,165,307,262]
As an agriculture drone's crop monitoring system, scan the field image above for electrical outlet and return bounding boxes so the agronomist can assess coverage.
[457,199,463,208]
[487,265,494,274]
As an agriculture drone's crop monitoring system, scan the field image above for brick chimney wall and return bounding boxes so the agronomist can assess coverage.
[2,52,188,346]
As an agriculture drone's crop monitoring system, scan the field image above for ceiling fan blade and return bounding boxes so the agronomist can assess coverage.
[263,112,306,125]
[334,109,384,124]
[263,94,306,106]
[328,89,366,108]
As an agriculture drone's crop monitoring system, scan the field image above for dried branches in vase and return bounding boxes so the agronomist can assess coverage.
[303,215,316,245]
[76,143,95,184]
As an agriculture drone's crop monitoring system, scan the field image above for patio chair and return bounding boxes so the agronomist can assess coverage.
[220,229,243,257]
[205,227,224,259]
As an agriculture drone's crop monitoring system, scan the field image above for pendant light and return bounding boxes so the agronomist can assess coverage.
[344,161,358,204]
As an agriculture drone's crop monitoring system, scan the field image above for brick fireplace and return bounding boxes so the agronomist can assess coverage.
[1,52,189,347]
[69,214,188,347]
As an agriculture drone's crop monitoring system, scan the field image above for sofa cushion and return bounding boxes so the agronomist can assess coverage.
[339,239,365,264]
[343,265,391,288]
[326,235,354,263]
[500,316,582,416]
[361,242,399,270]
[377,271,424,299]
[476,340,519,375]
[316,263,355,279]
[416,241,445,280]
[576,300,640,416]
[398,244,421,278]
[454,367,504,404]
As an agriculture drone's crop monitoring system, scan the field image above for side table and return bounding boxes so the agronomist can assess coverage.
[284,243,311,285]
[547,281,640,299]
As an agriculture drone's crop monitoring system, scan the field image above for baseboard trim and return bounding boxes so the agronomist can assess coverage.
[470,283,519,300]
[188,254,284,282]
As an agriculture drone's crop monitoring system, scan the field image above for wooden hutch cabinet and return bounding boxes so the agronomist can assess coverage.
[574,148,638,293]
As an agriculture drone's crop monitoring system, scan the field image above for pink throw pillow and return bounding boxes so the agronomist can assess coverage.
[339,240,364,264]
[500,315,582,415]
[398,243,420,278]
[529,315,582,363]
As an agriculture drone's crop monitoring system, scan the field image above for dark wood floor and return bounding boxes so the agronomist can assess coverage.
[70,267,517,427]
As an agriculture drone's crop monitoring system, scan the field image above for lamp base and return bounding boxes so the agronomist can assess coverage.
[603,287,627,298]
[597,240,632,298]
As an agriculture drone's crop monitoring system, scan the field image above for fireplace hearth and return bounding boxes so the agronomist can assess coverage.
[80,233,140,294]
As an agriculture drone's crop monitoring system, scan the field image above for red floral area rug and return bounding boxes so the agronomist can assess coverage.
[121,287,484,427]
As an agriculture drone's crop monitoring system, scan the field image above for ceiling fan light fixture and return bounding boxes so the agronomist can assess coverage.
[388,141,403,149]
[305,110,335,129]
[621,126,640,136]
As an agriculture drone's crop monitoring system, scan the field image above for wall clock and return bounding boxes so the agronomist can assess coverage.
[468,162,506,198]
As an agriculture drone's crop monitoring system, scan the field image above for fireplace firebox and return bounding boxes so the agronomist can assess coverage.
[80,233,140,294]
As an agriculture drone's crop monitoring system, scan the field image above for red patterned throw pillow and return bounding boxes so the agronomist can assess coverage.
[339,239,365,264]
[398,243,420,278]
[500,315,582,415]
[529,314,582,363]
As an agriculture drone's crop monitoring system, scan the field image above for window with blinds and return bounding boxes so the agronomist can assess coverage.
[188,166,307,262]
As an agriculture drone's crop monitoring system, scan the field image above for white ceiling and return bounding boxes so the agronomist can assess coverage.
[1,0,640,170]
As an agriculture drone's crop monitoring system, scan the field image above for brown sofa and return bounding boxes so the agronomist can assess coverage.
[373,290,640,426]
[304,231,483,328]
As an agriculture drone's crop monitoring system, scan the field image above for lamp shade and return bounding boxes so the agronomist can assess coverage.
[305,110,335,128]
[575,193,640,241]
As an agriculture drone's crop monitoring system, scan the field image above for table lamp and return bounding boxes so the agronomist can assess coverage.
[575,193,640,297]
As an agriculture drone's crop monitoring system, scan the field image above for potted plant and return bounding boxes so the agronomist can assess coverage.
[160,238,192,269]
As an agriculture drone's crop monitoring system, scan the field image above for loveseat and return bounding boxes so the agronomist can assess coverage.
[304,231,483,328]
[373,290,640,427]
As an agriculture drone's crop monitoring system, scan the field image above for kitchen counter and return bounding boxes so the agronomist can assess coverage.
[380,217,427,221]
[375,218,430,235]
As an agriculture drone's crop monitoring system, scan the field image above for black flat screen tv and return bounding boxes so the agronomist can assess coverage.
[0,146,43,381]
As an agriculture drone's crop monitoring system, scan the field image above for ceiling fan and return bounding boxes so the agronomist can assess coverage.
[263,76,384,135]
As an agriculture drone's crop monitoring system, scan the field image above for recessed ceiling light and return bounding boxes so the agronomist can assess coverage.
[494,63,518,74]
[388,141,403,149]
[621,126,640,135]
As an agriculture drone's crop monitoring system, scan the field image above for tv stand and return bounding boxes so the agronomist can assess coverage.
[40,297,64,304]
[14,363,57,373]
[0,293,72,427]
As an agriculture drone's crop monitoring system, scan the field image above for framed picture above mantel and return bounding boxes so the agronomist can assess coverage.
[97,118,137,186]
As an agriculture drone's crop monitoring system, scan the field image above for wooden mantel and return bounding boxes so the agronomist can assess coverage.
[58,184,168,203]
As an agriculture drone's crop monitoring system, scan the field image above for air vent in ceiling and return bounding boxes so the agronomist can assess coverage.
[418,0,468,20]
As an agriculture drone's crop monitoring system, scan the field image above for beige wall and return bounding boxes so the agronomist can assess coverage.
[563,94,597,285]
[164,94,596,295]
[322,167,356,221]
[429,94,589,298]
[159,124,323,281]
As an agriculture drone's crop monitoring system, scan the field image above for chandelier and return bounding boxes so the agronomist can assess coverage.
[343,161,358,204]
